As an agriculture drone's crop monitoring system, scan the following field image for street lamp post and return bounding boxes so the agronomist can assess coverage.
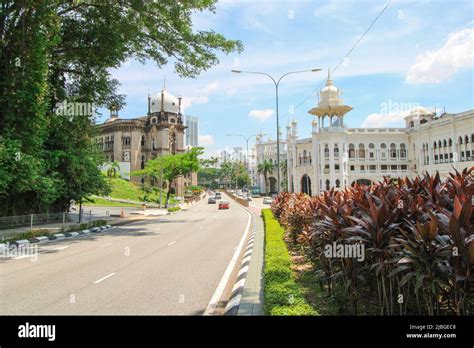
[232,68,321,194]
[226,133,266,200]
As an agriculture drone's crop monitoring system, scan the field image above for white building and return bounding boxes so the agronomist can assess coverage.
[255,73,474,195]
[185,115,198,147]
[254,134,286,193]
[219,150,231,164]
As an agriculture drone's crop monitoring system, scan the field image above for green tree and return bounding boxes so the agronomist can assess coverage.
[132,147,203,207]
[257,160,274,194]
[0,1,242,216]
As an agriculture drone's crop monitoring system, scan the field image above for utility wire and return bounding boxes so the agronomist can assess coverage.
[283,0,392,120]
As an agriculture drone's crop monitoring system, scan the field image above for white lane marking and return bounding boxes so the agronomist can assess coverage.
[53,246,69,251]
[93,272,115,284]
[203,203,252,315]
[168,241,176,246]
[100,243,113,248]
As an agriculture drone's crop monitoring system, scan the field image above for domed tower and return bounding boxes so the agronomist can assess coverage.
[308,70,353,130]
[146,85,185,157]
[404,106,434,129]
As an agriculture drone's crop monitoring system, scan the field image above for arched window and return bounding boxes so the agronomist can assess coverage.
[334,144,339,158]
[358,143,365,159]
[433,141,437,148]
[324,144,329,159]
[380,143,387,160]
[335,179,340,188]
[348,143,355,159]
[368,143,375,159]
[400,143,407,158]
[325,179,330,191]
[438,140,442,147]
[459,136,463,145]
[448,138,452,146]
[141,135,146,147]
[466,135,470,143]
[443,139,447,147]
[390,143,397,158]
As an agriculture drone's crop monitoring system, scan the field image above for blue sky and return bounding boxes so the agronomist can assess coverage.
[101,0,474,157]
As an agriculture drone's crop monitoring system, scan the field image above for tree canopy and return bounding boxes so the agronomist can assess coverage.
[132,147,204,206]
[0,1,242,216]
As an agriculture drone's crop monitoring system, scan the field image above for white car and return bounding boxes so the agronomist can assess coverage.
[263,197,273,205]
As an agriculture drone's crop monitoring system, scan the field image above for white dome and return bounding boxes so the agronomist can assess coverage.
[321,85,338,93]
[150,89,179,114]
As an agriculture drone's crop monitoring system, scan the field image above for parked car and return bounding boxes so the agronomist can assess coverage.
[215,192,222,199]
[263,197,273,205]
[218,200,230,209]
[208,196,216,204]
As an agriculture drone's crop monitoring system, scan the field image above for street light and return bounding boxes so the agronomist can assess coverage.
[232,68,321,194]
[226,132,267,200]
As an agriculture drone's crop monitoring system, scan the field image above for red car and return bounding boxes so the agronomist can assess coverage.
[218,201,230,210]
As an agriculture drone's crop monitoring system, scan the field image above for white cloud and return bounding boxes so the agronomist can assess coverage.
[199,134,214,146]
[181,81,220,112]
[248,109,274,121]
[406,27,474,84]
[360,112,407,128]
[360,105,436,128]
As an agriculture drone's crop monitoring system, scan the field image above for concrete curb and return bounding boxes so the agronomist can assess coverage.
[9,225,115,247]
[224,228,256,315]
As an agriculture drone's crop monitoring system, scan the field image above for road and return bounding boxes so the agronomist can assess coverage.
[0,194,250,315]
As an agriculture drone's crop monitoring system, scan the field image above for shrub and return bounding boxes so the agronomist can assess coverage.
[273,168,474,315]
[262,209,318,316]
[168,207,181,213]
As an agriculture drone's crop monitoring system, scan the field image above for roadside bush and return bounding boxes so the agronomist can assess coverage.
[168,207,181,213]
[272,168,474,315]
[262,209,318,316]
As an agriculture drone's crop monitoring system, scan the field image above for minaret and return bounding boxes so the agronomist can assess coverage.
[160,89,164,115]
[147,94,151,115]
[308,69,352,130]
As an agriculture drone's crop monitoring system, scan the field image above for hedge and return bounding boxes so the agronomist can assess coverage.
[262,209,318,315]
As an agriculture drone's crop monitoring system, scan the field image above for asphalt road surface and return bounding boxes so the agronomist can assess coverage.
[0,194,250,315]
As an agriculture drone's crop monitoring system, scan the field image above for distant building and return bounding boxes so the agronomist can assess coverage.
[95,87,197,197]
[233,147,244,163]
[185,115,199,148]
[255,71,474,195]
[219,150,231,164]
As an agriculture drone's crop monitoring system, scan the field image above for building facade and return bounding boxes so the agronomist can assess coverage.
[254,134,286,194]
[255,74,474,195]
[95,88,197,197]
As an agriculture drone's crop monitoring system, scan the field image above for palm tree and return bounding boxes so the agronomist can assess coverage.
[257,159,274,194]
